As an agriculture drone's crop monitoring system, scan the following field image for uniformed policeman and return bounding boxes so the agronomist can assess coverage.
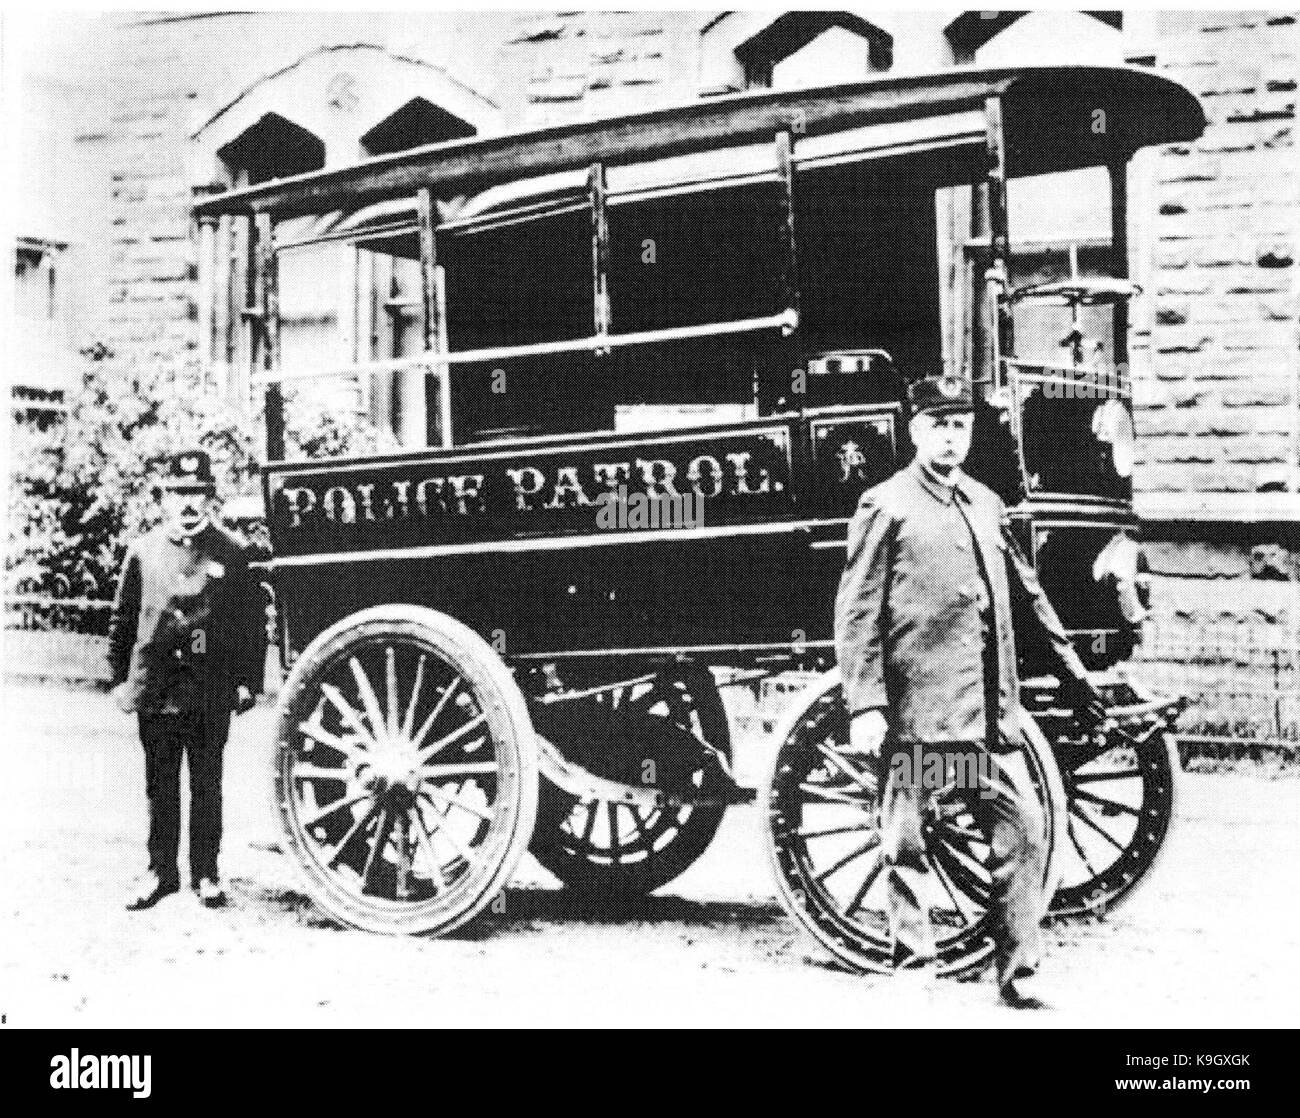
[108,449,263,910]
[835,374,1105,1007]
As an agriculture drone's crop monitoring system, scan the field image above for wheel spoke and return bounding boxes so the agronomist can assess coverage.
[320,684,381,751]
[581,800,600,845]
[938,837,993,885]
[935,842,991,904]
[1071,767,1141,785]
[419,761,498,780]
[845,849,886,915]
[815,742,878,796]
[1073,788,1139,817]
[420,785,493,823]
[813,833,881,883]
[1067,817,1100,878]
[322,800,380,867]
[1070,800,1128,853]
[292,763,351,782]
[418,712,488,761]
[301,791,371,829]
[423,803,478,864]
[608,803,621,862]
[628,807,652,847]
[798,822,876,841]
[299,715,368,761]
[349,656,389,744]
[927,850,976,925]
[385,647,400,738]
[410,804,447,892]
[410,677,461,752]
[798,782,872,809]
[394,816,412,900]
[361,809,391,894]
[401,655,427,741]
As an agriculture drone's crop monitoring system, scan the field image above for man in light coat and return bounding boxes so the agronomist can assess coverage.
[835,374,1105,1006]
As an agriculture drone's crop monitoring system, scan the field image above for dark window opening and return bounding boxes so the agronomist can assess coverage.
[797,161,943,391]
[360,98,477,157]
[440,206,605,443]
[218,113,325,185]
[609,182,784,333]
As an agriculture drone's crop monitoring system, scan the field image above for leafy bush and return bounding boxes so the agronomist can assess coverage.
[8,345,394,603]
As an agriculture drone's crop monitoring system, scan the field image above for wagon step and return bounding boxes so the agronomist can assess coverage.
[696,779,758,807]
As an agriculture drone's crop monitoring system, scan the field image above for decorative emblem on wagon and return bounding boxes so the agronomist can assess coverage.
[837,440,868,484]
[180,454,200,475]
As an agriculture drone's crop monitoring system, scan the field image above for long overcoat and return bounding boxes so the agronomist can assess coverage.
[835,459,1093,746]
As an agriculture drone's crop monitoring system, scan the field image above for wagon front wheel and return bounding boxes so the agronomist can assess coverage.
[764,672,1066,976]
[273,606,539,935]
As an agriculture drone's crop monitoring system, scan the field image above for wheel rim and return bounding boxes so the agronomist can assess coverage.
[277,633,526,930]
[531,667,728,884]
[768,683,1057,975]
[1049,724,1175,916]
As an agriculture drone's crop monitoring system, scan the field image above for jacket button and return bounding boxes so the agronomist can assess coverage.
[959,635,972,648]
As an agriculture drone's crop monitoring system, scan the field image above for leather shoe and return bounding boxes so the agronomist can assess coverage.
[195,877,226,908]
[999,971,1055,1010]
[126,873,179,911]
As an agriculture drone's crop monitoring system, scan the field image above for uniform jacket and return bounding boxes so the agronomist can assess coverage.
[108,521,263,741]
[835,459,1093,746]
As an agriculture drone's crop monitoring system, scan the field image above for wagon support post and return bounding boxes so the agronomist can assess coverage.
[982,94,1012,394]
[1108,160,1130,370]
[772,129,802,414]
[588,163,611,354]
[417,186,451,449]
[250,213,285,463]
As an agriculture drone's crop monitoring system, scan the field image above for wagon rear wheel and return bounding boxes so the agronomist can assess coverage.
[527,663,730,895]
[764,672,1066,976]
[273,606,539,935]
[1048,715,1178,918]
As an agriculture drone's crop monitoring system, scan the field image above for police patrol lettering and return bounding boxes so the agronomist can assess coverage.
[278,449,775,530]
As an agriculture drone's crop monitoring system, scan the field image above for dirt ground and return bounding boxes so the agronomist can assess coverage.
[3,681,1297,1028]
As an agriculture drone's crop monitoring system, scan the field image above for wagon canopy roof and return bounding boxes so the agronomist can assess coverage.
[194,64,1204,220]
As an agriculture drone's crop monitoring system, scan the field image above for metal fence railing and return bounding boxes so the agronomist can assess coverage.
[1126,617,1298,758]
[4,594,114,684]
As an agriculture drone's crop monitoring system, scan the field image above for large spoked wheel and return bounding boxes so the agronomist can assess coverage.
[1047,702,1179,918]
[764,672,1066,976]
[527,663,731,895]
[273,606,539,935]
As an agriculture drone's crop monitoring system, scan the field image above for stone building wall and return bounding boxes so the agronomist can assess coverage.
[1132,11,1298,745]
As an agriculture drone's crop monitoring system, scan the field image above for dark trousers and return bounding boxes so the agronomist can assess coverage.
[880,739,1045,985]
[139,711,226,886]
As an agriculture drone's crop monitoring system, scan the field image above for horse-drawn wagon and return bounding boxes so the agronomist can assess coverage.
[195,64,1201,968]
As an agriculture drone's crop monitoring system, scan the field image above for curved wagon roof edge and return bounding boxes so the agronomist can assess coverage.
[194,64,1205,220]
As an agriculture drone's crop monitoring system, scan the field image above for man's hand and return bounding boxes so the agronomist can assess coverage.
[1067,676,1108,730]
[846,709,888,757]
[233,684,256,715]
[110,682,136,714]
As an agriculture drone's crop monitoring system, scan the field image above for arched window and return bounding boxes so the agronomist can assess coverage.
[360,97,476,157]
[191,46,499,446]
[217,113,325,186]
[700,12,892,95]
[735,12,893,90]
